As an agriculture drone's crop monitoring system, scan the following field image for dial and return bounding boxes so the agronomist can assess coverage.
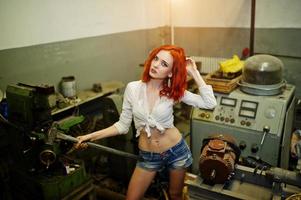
[264,107,276,119]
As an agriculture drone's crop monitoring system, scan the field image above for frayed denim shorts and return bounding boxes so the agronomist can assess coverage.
[137,138,193,171]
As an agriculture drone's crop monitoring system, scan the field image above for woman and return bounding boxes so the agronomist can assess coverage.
[76,45,217,200]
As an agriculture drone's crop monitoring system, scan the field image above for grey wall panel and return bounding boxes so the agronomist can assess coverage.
[1,26,300,97]
[255,28,301,58]
[0,27,167,92]
[175,27,250,58]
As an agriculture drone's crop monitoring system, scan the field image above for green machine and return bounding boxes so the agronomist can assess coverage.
[2,83,92,200]
[6,83,55,130]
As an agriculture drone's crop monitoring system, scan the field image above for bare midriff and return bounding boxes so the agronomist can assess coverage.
[138,126,182,153]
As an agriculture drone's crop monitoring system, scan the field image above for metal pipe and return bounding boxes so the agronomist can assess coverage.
[266,167,301,187]
[250,0,256,56]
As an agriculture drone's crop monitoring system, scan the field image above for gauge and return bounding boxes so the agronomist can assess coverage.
[241,101,257,109]
[239,100,258,119]
[240,109,256,118]
[221,97,237,107]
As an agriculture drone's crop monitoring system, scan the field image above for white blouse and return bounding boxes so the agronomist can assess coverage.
[114,80,217,137]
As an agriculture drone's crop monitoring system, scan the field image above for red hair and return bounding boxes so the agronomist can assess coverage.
[142,45,187,101]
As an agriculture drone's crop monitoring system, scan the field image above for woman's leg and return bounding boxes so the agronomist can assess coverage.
[168,168,186,200]
[126,166,157,200]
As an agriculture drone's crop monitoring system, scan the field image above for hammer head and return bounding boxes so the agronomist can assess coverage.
[47,121,79,144]
[46,122,60,145]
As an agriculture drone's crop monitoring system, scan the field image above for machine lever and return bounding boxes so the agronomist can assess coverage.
[260,125,270,146]
[56,132,139,160]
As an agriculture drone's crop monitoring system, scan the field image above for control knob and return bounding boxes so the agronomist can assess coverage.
[251,144,259,153]
[239,141,247,150]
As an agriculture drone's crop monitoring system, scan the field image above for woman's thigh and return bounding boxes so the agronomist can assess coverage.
[168,168,186,196]
[126,166,157,200]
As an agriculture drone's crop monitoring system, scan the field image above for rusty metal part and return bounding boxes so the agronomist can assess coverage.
[199,134,240,184]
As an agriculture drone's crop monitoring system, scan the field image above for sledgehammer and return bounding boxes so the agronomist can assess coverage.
[56,131,139,160]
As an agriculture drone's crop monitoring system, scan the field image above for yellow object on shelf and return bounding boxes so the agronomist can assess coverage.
[219,55,244,73]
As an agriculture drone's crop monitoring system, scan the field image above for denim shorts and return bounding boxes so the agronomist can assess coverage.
[137,138,193,171]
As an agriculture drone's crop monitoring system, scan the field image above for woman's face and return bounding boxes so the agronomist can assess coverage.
[149,50,173,79]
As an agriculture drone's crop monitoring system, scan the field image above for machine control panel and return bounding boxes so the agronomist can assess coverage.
[193,85,295,136]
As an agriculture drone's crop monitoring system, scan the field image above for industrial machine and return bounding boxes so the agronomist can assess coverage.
[186,163,301,200]
[0,82,141,199]
[191,84,295,172]
[0,83,93,200]
[189,54,300,199]
[188,132,301,200]
[191,55,296,172]
[6,83,56,130]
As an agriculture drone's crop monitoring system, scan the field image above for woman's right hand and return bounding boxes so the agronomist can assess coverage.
[186,58,198,77]
[75,134,91,149]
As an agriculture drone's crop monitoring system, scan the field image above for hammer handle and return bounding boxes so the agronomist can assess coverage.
[57,132,139,160]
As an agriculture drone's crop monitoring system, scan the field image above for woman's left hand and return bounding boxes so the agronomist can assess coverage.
[186,58,198,77]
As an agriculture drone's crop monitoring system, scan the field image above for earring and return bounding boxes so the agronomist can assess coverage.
[168,77,171,88]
